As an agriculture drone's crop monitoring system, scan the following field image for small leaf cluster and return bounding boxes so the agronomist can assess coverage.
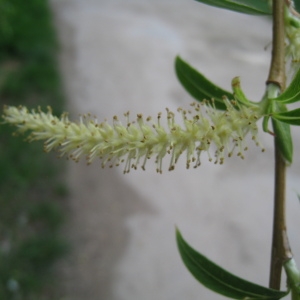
[261,68,300,164]
[271,69,300,125]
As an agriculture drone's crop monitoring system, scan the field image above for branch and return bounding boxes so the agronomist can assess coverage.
[267,0,293,290]
[267,0,286,89]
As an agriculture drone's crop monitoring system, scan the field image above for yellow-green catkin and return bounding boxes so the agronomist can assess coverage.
[2,100,264,173]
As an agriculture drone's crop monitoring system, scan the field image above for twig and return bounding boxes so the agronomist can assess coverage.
[267,0,293,290]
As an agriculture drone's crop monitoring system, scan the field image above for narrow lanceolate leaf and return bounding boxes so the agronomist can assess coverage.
[273,108,300,126]
[176,229,289,299]
[273,68,300,104]
[175,56,233,110]
[194,0,271,15]
[271,102,293,163]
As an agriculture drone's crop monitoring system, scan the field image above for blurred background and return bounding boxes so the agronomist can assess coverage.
[1,0,300,299]
[0,0,68,299]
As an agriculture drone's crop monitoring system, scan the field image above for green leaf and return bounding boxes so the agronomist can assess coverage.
[194,0,271,15]
[231,76,256,106]
[176,228,289,299]
[175,56,233,110]
[273,108,300,126]
[294,0,300,14]
[272,118,293,163]
[272,68,300,104]
[270,102,293,164]
[262,115,271,133]
[284,258,300,300]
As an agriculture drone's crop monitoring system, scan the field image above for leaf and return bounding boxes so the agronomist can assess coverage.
[267,101,293,164]
[273,108,300,126]
[175,56,233,110]
[231,76,256,106]
[269,102,293,163]
[262,115,271,133]
[271,118,293,164]
[194,0,271,15]
[272,68,300,104]
[283,258,300,300]
[294,0,300,14]
[176,228,289,299]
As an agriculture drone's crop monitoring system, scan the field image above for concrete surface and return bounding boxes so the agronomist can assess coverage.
[50,1,300,299]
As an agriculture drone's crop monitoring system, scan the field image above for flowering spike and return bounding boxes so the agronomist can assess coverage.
[2,102,264,173]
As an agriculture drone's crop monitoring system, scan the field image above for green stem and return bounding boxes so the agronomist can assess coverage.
[267,0,293,290]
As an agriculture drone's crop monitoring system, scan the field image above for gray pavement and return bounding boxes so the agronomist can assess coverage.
[50,1,300,299]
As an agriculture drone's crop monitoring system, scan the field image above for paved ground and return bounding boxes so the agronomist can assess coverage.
[50,1,300,299]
